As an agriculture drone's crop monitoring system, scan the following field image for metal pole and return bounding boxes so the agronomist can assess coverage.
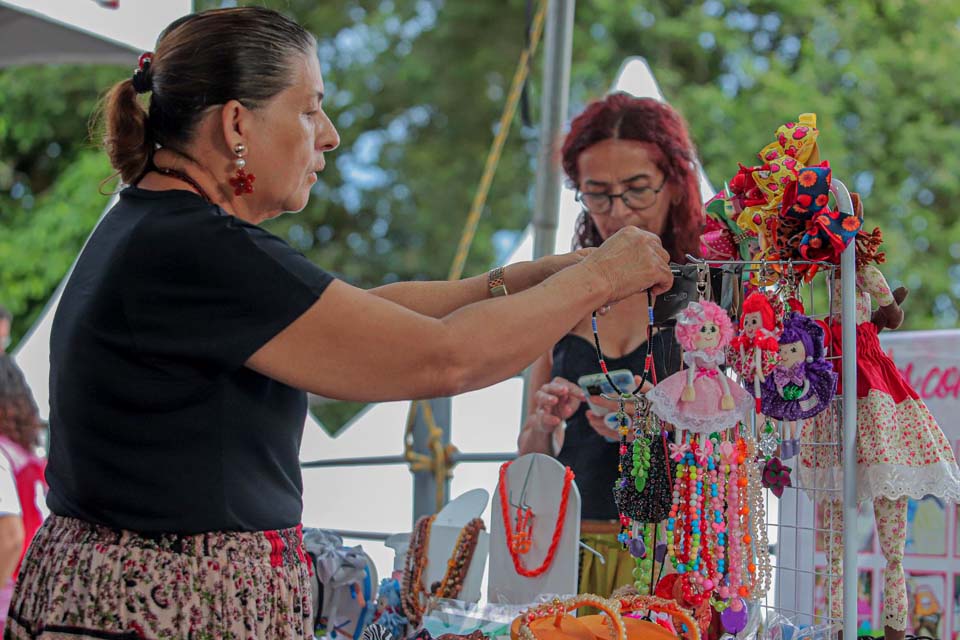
[522,0,576,420]
[531,0,575,261]
[411,397,451,522]
[840,211,858,639]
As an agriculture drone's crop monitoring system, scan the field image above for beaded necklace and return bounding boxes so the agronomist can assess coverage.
[592,291,673,564]
[401,516,485,625]
[630,523,656,594]
[590,291,655,395]
[401,515,436,624]
[432,518,485,598]
[746,436,772,596]
[152,167,214,204]
[499,462,575,578]
[719,437,744,600]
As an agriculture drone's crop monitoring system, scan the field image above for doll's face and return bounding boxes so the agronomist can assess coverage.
[697,321,721,349]
[779,341,806,368]
[742,311,763,338]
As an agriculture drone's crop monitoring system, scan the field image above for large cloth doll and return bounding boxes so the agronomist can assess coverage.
[799,198,960,639]
[647,300,753,443]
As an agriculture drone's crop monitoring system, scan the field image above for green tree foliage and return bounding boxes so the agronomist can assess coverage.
[0,65,127,335]
[2,0,959,347]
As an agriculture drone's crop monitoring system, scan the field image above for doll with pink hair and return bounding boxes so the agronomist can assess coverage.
[648,300,754,440]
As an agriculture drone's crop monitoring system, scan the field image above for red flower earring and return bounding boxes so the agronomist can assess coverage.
[228,143,255,196]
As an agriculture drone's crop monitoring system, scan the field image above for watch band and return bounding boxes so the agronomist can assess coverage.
[487,266,509,297]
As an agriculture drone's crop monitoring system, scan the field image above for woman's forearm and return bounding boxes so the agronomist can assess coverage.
[438,264,609,396]
[368,261,554,318]
[369,276,487,318]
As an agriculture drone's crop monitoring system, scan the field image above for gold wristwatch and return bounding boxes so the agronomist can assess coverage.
[487,266,509,297]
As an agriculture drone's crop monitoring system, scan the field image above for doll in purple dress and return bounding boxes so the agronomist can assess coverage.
[761,311,837,459]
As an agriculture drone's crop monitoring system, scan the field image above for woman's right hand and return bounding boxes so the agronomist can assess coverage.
[528,376,585,434]
[581,227,673,303]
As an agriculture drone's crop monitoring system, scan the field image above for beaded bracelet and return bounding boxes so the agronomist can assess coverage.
[618,595,701,640]
[515,595,625,640]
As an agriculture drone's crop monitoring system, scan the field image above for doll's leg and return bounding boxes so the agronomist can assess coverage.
[789,421,800,459]
[778,421,796,460]
[874,496,908,638]
[824,498,845,624]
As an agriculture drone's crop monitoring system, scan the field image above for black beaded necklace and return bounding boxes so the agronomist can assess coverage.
[152,167,213,204]
[590,289,656,396]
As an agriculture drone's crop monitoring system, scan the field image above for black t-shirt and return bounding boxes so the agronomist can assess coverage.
[552,330,681,521]
[47,187,334,534]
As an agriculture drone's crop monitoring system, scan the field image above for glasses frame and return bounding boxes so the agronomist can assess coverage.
[575,177,668,216]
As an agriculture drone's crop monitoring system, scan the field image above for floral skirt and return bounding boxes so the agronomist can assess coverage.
[5,515,313,640]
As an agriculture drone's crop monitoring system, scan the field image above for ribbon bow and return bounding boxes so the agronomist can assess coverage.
[695,368,719,380]
[669,441,691,462]
[777,164,861,275]
[732,114,821,253]
[773,362,807,388]
[694,438,714,466]
[762,457,793,498]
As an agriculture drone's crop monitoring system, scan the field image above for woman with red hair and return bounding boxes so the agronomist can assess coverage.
[518,93,703,597]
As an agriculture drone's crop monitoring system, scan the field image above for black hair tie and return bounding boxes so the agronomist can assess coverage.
[132,52,153,94]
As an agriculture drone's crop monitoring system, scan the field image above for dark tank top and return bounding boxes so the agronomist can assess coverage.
[552,329,682,520]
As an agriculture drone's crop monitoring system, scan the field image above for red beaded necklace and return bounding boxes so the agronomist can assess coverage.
[498,461,575,578]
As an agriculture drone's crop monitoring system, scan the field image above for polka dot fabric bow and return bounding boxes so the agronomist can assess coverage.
[777,164,862,271]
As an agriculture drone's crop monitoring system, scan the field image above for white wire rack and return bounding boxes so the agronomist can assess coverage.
[689,178,859,638]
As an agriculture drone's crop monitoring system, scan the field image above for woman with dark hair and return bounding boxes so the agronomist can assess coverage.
[8,8,674,638]
[518,93,704,598]
[0,356,45,635]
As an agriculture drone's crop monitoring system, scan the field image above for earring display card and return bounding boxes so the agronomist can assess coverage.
[487,453,581,604]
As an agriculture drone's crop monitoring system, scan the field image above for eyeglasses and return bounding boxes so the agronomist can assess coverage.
[575,178,667,215]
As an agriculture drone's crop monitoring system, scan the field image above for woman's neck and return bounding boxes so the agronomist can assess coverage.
[573,292,652,358]
[138,148,265,225]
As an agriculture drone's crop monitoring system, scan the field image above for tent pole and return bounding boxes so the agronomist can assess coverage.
[531,0,575,262]
[522,0,575,422]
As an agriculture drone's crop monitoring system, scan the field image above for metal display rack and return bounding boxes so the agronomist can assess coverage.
[684,179,859,637]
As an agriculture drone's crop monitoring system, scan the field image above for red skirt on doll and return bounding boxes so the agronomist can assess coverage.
[799,322,960,502]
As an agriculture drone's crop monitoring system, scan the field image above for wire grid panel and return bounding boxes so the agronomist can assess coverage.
[767,397,844,631]
[682,253,853,631]
[756,263,845,633]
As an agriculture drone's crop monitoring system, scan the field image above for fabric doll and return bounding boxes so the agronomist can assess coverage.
[760,312,836,459]
[799,196,960,640]
[647,300,753,444]
[728,291,781,412]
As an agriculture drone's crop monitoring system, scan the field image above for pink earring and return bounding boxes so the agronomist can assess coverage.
[228,143,255,196]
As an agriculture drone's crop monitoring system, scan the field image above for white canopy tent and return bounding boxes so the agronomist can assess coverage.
[0,0,191,68]
[14,56,717,579]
